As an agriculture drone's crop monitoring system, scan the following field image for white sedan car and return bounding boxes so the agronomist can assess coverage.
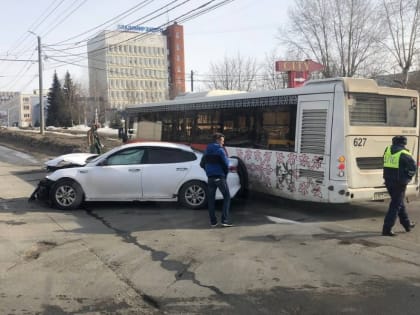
[30,142,242,210]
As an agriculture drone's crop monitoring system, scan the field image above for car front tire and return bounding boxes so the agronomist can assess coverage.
[179,180,207,209]
[50,179,84,210]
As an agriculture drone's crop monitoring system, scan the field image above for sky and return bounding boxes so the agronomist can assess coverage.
[0,0,292,94]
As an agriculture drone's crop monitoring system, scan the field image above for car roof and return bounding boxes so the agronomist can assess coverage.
[119,141,194,152]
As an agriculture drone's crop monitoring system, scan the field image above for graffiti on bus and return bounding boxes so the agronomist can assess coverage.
[230,148,324,200]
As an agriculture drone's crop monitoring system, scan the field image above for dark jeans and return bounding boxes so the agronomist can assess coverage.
[207,176,231,225]
[383,182,410,230]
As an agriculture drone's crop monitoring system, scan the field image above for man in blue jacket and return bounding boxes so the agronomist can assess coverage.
[202,133,232,227]
[382,135,416,236]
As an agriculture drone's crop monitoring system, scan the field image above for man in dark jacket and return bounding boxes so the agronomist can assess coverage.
[382,135,416,236]
[202,133,232,227]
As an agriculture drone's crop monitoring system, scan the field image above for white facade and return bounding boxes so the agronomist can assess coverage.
[87,30,169,110]
[0,92,32,127]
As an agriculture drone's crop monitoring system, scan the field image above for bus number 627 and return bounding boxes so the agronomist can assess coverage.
[353,137,367,147]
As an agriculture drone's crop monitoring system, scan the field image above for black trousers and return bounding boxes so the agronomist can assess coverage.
[383,182,410,230]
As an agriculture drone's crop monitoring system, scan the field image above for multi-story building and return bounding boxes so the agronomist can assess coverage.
[87,23,185,115]
[30,90,49,127]
[0,92,32,127]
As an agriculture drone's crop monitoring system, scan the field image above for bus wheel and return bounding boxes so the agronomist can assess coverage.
[231,156,249,199]
[179,180,207,209]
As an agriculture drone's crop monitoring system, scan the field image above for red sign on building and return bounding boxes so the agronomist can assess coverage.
[275,60,324,88]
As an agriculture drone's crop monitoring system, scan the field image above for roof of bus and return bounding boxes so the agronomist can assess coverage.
[126,77,418,113]
[305,77,418,96]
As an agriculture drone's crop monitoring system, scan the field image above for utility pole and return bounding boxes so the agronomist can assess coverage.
[37,35,44,135]
[190,70,194,92]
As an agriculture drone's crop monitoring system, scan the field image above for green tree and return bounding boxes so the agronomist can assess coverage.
[46,72,65,127]
[63,71,75,126]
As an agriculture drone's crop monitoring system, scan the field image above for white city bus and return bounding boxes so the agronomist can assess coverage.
[125,77,419,203]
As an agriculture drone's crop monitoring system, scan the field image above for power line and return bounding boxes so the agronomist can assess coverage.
[49,0,156,46]
[0,0,67,87]
[45,0,188,53]
[48,0,229,61]
[44,1,235,73]
[3,0,65,56]
[42,0,89,38]
[0,58,37,62]
[5,0,237,91]
[12,0,68,57]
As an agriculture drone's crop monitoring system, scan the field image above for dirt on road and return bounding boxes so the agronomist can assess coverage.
[0,128,123,159]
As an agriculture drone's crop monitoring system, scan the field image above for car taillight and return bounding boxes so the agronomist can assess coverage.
[229,165,237,173]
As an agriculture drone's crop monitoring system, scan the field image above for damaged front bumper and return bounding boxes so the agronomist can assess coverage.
[28,178,54,202]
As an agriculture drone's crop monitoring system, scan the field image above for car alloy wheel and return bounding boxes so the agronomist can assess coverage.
[179,180,207,209]
[50,179,83,210]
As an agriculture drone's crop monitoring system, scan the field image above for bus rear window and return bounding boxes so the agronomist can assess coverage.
[349,94,416,127]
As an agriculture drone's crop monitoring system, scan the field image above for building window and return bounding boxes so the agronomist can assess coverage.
[176,32,180,39]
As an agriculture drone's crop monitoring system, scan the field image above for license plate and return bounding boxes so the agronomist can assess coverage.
[374,192,389,200]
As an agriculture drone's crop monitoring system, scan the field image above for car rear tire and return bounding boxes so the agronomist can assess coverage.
[179,180,207,209]
[50,179,84,210]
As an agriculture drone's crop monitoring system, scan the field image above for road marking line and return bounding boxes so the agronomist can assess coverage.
[266,216,302,224]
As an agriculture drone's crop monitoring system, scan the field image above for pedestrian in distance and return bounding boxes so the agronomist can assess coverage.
[201,132,233,228]
[87,123,104,154]
[382,135,416,236]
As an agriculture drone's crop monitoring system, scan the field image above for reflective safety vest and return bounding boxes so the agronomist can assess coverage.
[383,146,411,168]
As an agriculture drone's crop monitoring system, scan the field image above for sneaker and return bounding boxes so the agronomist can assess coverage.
[221,222,233,227]
[404,221,416,232]
[382,229,396,237]
[210,223,218,228]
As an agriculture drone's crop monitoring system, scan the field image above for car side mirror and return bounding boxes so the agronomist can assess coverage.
[97,159,108,166]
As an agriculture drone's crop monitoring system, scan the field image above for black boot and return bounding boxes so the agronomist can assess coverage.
[382,227,396,236]
[403,221,416,232]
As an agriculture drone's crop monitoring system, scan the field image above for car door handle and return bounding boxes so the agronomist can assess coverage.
[176,168,188,171]
[128,168,141,172]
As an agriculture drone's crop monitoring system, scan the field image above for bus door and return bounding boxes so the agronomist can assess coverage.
[295,94,333,201]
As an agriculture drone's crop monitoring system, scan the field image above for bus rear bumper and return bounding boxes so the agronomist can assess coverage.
[347,184,419,202]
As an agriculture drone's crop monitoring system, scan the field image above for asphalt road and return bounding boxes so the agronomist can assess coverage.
[1,145,420,315]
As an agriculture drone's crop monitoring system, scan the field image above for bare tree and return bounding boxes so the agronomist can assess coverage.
[381,0,420,87]
[259,50,287,90]
[205,53,258,91]
[280,0,386,77]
